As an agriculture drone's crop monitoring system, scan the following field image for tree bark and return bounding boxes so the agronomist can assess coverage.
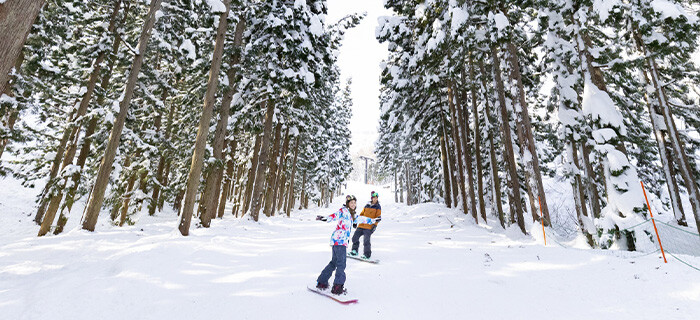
[177,0,231,235]
[197,17,245,226]
[272,127,290,213]
[478,59,504,227]
[216,139,237,218]
[285,136,300,217]
[637,40,699,232]
[299,171,307,210]
[241,133,262,216]
[149,96,176,216]
[82,0,162,231]
[0,0,45,95]
[469,59,486,222]
[454,75,478,223]
[405,162,412,205]
[249,100,276,221]
[263,123,282,216]
[119,153,140,227]
[439,127,452,208]
[447,81,469,215]
[506,41,551,226]
[38,0,124,235]
[491,45,525,233]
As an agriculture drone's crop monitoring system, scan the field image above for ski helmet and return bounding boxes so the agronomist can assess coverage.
[345,195,357,205]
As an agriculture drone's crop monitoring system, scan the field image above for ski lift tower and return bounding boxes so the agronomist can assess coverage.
[358,155,375,185]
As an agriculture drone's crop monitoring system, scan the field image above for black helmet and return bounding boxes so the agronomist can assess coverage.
[345,195,357,205]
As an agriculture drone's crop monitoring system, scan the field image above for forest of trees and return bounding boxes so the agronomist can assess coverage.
[0,0,356,236]
[375,0,700,251]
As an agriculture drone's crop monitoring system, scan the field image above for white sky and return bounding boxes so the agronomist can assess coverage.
[326,0,391,157]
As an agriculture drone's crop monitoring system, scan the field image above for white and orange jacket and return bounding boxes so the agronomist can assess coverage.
[323,205,377,246]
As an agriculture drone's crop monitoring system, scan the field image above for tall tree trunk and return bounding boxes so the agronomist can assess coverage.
[177,0,231,235]
[149,97,176,216]
[439,127,452,208]
[232,163,245,217]
[38,0,124,236]
[263,123,282,216]
[285,136,300,217]
[82,0,163,232]
[443,115,460,206]
[632,30,686,225]
[197,17,245,226]
[242,134,262,216]
[217,139,237,218]
[394,170,399,203]
[454,76,478,223]
[272,128,290,213]
[299,171,307,210]
[469,59,486,222]
[119,153,141,227]
[447,81,468,214]
[580,142,601,218]
[399,170,404,203]
[405,162,412,205]
[63,0,132,221]
[636,39,699,232]
[491,45,526,233]
[506,41,551,226]
[249,100,276,221]
[479,59,504,227]
[0,0,45,95]
[570,137,595,246]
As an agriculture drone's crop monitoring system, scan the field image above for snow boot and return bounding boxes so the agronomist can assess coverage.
[361,254,370,260]
[331,284,346,295]
[316,282,329,290]
[349,249,358,256]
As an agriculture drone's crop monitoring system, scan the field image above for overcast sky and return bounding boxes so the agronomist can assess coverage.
[326,0,391,157]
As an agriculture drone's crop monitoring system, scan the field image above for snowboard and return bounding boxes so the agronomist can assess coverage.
[307,286,358,304]
[347,254,380,264]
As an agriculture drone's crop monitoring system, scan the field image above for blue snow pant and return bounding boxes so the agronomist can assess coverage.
[351,227,373,258]
[317,245,347,285]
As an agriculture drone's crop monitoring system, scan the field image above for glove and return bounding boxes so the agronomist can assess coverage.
[353,223,357,228]
[375,217,382,223]
[316,215,327,221]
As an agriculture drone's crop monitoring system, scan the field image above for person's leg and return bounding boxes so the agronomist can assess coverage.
[362,229,372,258]
[332,245,347,285]
[317,248,337,285]
[350,228,361,254]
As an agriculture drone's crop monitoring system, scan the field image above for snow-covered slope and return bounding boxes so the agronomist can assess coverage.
[0,179,698,319]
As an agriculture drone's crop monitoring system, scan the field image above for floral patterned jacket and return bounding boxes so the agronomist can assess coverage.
[324,206,376,246]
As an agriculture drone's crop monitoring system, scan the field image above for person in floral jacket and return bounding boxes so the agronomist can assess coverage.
[315,195,380,295]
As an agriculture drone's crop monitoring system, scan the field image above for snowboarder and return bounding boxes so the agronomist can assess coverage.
[349,191,382,259]
[315,195,380,295]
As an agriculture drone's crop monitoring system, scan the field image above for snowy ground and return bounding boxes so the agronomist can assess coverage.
[1,178,699,319]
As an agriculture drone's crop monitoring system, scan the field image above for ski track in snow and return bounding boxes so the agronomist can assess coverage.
[0,179,698,319]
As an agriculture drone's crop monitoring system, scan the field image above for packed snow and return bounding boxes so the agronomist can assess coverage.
[1,177,699,319]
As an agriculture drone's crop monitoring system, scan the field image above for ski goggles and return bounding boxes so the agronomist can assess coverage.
[371,191,379,198]
[346,195,357,203]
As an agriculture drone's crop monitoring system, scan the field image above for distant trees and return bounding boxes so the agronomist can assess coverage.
[3,0,359,236]
[375,0,700,250]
